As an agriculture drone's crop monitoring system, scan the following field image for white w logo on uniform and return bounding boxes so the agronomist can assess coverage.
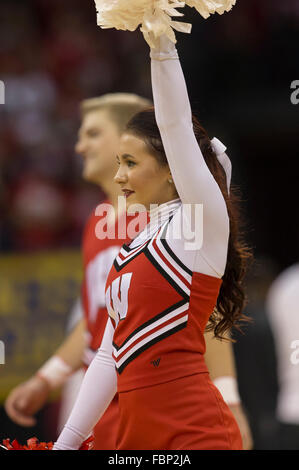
[105,273,132,324]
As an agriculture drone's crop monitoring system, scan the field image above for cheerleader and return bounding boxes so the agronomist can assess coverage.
[53,32,250,450]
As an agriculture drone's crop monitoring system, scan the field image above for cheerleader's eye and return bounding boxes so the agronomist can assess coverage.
[127,160,136,168]
[88,129,101,138]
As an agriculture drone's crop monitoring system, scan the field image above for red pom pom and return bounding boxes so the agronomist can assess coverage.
[2,439,14,450]
[79,436,94,450]
[2,438,53,450]
[2,436,93,450]
[25,437,54,450]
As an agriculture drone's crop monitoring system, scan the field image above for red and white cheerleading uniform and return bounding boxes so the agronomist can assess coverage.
[54,36,242,450]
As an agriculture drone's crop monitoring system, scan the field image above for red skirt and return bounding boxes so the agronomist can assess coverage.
[92,395,119,450]
[116,373,242,450]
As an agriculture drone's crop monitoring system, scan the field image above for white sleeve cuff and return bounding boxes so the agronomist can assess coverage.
[37,356,73,390]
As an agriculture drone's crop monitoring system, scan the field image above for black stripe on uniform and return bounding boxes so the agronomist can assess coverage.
[122,244,132,253]
[157,214,193,278]
[116,321,188,374]
[112,298,188,352]
[159,238,193,277]
[144,249,189,301]
[113,241,150,272]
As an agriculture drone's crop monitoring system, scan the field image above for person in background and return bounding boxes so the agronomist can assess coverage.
[266,262,299,449]
[233,257,280,449]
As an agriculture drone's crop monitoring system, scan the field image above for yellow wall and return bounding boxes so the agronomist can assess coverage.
[0,250,82,402]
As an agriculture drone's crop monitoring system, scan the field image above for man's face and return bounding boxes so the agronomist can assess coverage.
[75,109,120,185]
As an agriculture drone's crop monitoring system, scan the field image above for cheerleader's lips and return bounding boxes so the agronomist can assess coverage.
[122,189,135,199]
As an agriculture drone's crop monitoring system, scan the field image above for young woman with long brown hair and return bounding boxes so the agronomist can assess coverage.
[54,34,251,450]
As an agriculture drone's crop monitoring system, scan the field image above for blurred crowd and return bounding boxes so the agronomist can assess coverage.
[0,0,298,259]
[0,0,150,252]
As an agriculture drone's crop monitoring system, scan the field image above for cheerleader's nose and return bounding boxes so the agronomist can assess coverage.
[114,167,128,184]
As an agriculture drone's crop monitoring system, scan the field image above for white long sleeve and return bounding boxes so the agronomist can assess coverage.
[53,318,116,450]
[151,37,229,276]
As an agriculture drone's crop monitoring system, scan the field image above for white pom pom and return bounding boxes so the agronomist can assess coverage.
[186,0,237,19]
[94,0,237,46]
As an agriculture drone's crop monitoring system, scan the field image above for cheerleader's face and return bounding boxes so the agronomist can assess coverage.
[115,133,175,211]
[75,109,120,185]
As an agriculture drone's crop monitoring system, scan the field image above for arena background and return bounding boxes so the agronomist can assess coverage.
[0,0,298,449]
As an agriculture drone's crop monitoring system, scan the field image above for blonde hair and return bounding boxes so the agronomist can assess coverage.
[80,93,152,133]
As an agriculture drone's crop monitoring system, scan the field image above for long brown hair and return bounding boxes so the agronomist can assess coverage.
[126,108,252,339]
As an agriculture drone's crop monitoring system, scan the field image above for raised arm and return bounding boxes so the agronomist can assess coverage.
[53,318,116,450]
[150,36,229,276]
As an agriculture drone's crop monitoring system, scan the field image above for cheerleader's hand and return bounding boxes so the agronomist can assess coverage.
[149,34,178,59]
[4,375,51,427]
